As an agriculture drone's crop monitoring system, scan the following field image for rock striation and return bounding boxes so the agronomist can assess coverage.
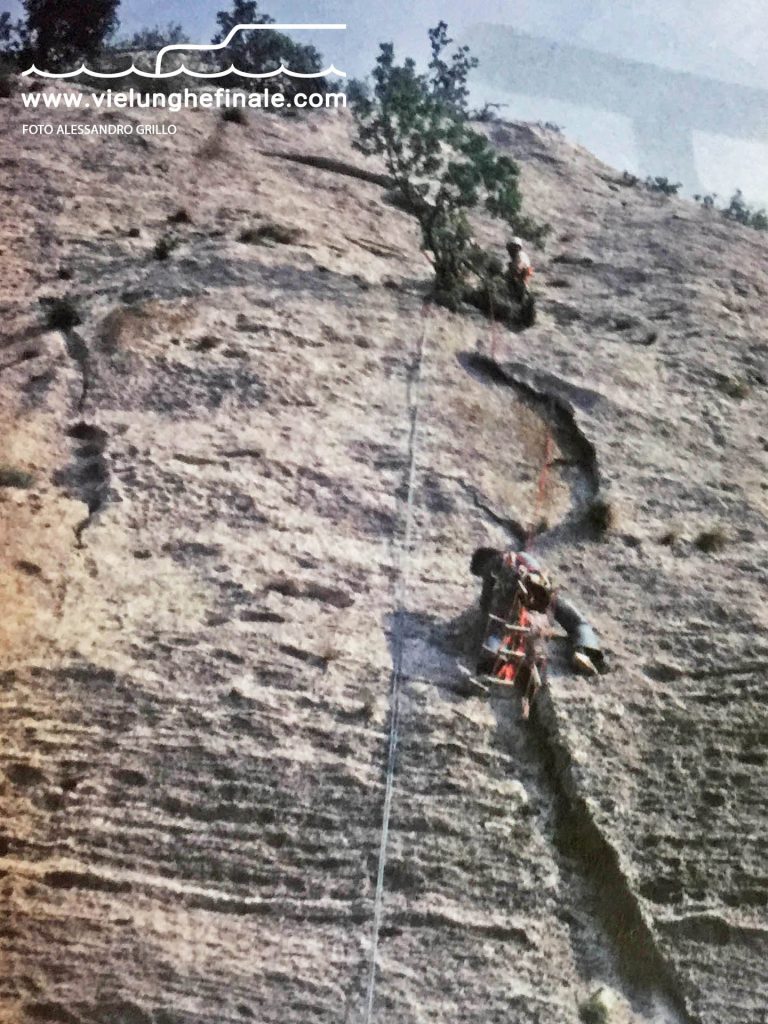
[1,87,766,1024]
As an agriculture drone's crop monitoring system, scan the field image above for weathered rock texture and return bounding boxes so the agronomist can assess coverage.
[1,86,766,1024]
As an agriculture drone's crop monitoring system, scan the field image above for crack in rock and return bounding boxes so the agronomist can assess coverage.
[264,150,393,189]
[530,689,698,1024]
[453,477,527,545]
[645,659,768,682]
[658,913,768,948]
[55,422,111,548]
[465,353,601,498]
[453,354,691,1019]
[62,328,90,413]
[460,353,604,543]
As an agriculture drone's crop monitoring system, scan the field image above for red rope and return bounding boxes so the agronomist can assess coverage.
[481,271,553,548]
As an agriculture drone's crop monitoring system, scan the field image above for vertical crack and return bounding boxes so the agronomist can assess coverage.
[55,422,111,549]
[62,329,91,413]
[525,689,697,1024]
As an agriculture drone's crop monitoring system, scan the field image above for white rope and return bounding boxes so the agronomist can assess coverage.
[362,309,429,1024]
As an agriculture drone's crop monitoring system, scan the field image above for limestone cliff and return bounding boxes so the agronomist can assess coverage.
[1,87,767,1024]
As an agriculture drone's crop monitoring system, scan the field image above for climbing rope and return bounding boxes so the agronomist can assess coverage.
[361,269,552,1016]
[362,304,429,1024]
[526,424,554,548]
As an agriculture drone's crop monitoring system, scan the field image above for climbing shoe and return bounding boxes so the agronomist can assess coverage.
[572,648,598,676]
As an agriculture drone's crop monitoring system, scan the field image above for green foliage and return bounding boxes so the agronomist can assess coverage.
[351,22,543,305]
[621,172,681,196]
[344,77,369,106]
[645,176,681,196]
[585,497,617,536]
[121,23,189,50]
[620,171,641,188]
[44,296,82,330]
[426,21,477,110]
[221,105,248,124]
[212,1,327,101]
[1,10,29,82]
[694,188,768,232]
[153,235,179,260]
[716,374,751,399]
[1,12,19,52]
[722,189,768,231]
[0,12,14,48]
[0,11,27,57]
[0,466,34,489]
[23,0,120,69]
[0,55,16,97]
[578,986,623,1024]
[238,222,302,245]
[471,101,507,123]
[579,994,610,1024]
[695,527,728,553]
[101,23,192,89]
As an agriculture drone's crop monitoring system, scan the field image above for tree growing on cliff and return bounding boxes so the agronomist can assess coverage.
[123,23,189,51]
[722,189,768,231]
[0,12,28,93]
[0,12,26,56]
[350,22,544,307]
[23,0,120,68]
[212,0,327,101]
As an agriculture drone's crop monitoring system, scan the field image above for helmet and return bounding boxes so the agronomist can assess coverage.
[508,236,524,250]
[471,546,502,577]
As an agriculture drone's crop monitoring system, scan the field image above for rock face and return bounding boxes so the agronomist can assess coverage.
[1,89,767,1024]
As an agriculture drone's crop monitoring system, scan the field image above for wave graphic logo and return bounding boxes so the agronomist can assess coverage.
[22,23,347,80]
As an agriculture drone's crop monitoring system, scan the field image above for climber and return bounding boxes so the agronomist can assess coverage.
[505,237,533,304]
[470,546,605,676]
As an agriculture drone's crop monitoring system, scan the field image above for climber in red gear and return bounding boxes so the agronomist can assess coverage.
[471,546,605,677]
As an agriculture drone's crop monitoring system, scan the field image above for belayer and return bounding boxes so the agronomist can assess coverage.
[505,237,533,304]
[504,237,536,327]
[470,547,605,677]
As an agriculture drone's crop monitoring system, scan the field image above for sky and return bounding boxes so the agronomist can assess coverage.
[5,0,768,203]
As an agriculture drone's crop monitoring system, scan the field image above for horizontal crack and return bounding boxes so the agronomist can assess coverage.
[645,659,768,682]
[658,913,768,948]
[264,150,392,188]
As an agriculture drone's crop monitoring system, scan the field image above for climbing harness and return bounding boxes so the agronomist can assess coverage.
[363,256,554,1012]
[487,594,541,720]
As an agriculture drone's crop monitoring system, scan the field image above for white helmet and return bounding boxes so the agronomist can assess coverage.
[509,236,524,248]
